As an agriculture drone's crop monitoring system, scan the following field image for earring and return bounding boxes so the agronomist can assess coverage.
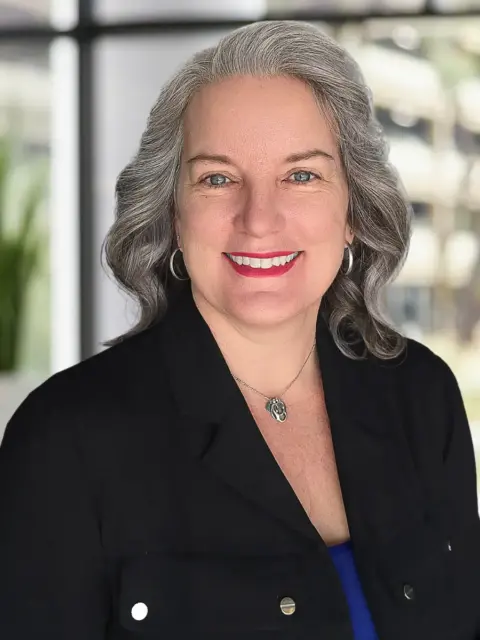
[169,247,189,281]
[343,243,353,276]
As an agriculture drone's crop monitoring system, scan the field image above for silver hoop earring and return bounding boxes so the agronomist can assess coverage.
[169,248,189,281]
[343,243,354,276]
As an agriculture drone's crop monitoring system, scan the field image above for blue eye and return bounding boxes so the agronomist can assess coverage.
[202,174,231,188]
[201,171,320,188]
[289,171,318,183]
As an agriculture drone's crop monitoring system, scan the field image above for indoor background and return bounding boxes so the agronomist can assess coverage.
[0,0,479,506]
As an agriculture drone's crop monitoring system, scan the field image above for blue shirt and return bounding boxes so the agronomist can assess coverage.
[327,541,379,640]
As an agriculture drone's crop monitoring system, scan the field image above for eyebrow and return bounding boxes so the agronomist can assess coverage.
[284,148,335,164]
[186,148,336,166]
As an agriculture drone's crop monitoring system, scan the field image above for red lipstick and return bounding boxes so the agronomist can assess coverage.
[223,251,301,278]
[227,251,297,259]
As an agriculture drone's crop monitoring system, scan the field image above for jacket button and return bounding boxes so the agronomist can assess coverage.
[280,597,296,615]
[131,602,148,621]
[447,539,452,552]
[403,584,415,601]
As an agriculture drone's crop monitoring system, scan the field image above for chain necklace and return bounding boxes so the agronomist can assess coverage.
[232,341,316,423]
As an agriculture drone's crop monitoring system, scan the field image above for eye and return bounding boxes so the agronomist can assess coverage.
[287,170,320,184]
[200,174,232,188]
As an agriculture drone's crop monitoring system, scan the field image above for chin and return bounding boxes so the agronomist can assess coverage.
[223,290,305,327]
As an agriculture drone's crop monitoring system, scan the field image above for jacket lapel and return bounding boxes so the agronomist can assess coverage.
[160,284,320,544]
[159,284,426,548]
[317,321,427,549]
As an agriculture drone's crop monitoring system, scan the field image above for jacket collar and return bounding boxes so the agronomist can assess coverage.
[158,283,426,548]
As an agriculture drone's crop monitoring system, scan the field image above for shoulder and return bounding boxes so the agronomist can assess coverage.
[3,323,167,444]
[372,336,457,391]
[366,337,468,439]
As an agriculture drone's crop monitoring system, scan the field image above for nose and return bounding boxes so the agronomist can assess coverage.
[235,184,285,238]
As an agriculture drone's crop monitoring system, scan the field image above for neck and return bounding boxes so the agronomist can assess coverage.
[192,288,321,399]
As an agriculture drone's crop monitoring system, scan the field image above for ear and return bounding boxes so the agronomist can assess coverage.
[174,217,181,248]
[345,226,354,245]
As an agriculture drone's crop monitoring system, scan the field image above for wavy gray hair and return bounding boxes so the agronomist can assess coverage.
[103,20,412,360]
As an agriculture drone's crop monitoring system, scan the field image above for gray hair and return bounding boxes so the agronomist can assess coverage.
[103,20,411,360]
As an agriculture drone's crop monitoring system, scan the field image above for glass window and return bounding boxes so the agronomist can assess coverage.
[93,0,480,21]
[433,0,480,11]
[271,0,480,14]
[269,0,427,16]
[339,18,480,480]
[93,0,267,22]
[0,42,51,427]
[0,0,50,27]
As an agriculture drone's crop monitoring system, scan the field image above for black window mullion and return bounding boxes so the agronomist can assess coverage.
[78,0,96,359]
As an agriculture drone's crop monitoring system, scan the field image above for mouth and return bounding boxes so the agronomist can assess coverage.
[224,251,301,270]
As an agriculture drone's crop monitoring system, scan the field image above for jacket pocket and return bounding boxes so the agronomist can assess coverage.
[374,521,455,624]
[117,551,341,636]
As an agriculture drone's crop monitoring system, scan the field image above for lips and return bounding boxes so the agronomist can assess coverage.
[226,251,299,269]
[223,251,302,277]
[227,251,300,259]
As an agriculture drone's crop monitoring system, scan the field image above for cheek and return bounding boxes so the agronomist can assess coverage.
[300,206,347,245]
[288,185,348,234]
[181,201,232,248]
[178,211,229,268]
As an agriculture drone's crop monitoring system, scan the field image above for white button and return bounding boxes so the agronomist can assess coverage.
[131,602,148,621]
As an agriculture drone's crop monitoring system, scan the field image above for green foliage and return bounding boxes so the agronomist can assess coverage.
[0,135,47,372]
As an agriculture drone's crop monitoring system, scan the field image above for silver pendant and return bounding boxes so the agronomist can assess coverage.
[265,397,287,422]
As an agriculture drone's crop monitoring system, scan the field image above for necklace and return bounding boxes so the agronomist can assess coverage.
[232,341,316,423]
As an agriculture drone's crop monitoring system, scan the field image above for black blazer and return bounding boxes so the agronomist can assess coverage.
[0,283,479,640]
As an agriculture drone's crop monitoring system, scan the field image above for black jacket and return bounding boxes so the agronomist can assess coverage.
[0,283,479,640]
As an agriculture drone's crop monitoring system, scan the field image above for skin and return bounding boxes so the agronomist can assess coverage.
[175,74,353,394]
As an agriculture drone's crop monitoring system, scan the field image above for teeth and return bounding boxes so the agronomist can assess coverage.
[227,252,299,269]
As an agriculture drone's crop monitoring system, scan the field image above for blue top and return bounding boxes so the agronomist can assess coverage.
[327,541,379,640]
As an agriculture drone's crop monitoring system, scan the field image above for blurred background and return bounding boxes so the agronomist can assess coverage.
[0,0,479,503]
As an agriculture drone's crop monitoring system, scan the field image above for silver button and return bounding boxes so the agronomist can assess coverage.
[280,596,296,615]
[131,602,148,621]
[447,539,452,552]
[403,584,415,601]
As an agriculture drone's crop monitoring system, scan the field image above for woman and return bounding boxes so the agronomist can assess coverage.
[0,20,479,640]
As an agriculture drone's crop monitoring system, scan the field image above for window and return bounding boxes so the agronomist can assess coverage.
[0,2,79,429]
[0,41,51,425]
[339,17,480,469]
[93,0,266,22]
[0,0,49,27]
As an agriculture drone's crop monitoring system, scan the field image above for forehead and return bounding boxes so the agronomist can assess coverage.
[182,75,338,160]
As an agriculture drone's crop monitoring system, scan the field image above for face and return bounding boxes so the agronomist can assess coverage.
[176,74,352,329]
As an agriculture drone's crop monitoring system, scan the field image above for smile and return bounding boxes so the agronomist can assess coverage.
[223,251,302,278]
[225,251,300,269]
